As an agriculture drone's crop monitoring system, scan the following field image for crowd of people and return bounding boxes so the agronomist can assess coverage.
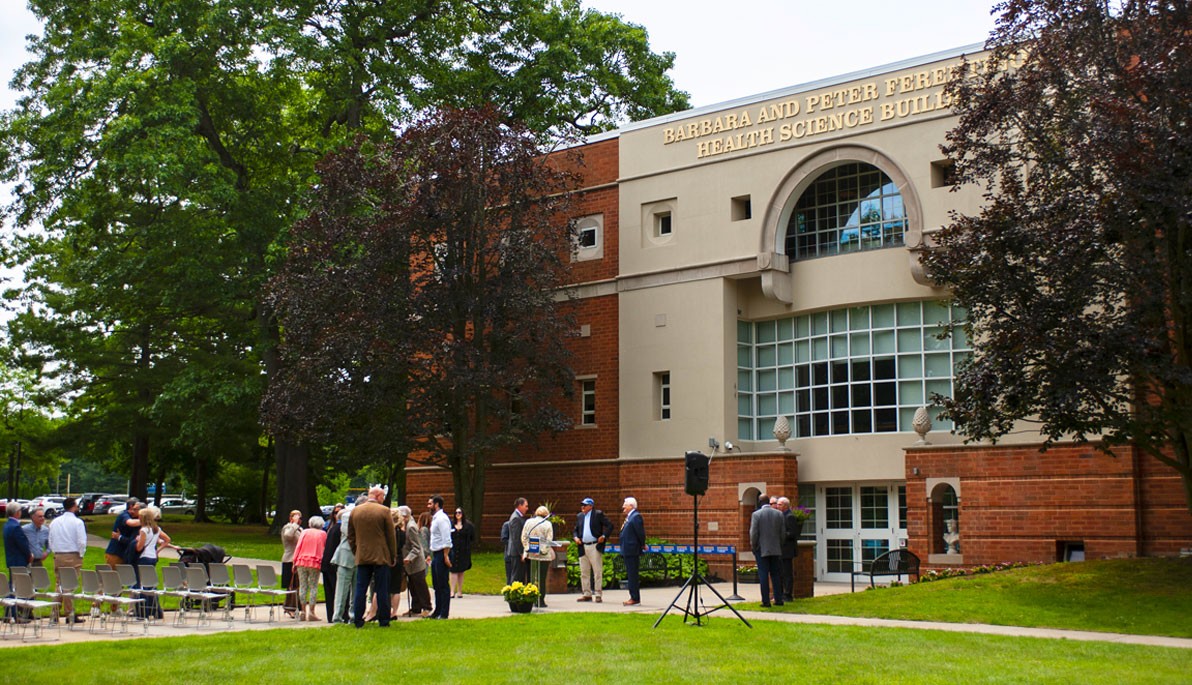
[4,489,676,627]
[273,490,652,626]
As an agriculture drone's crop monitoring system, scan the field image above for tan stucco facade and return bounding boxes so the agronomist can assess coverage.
[614,44,1026,484]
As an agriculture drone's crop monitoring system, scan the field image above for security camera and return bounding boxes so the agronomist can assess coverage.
[724,441,735,452]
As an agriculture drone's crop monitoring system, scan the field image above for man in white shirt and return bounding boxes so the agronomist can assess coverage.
[426,494,453,619]
[47,497,88,623]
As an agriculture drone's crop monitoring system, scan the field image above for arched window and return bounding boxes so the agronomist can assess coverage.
[783,162,907,260]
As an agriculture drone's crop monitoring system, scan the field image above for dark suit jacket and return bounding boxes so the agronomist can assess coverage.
[750,505,785,558]
[4,517,31,567]
[781,510,800,559]
[619,509,646,557]
[505,511,526,558]
[573,509,614,554]
[322,520,341,572]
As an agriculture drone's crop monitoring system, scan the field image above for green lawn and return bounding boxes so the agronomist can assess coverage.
[746,557,1192,638]
[86,515,283,561]
[8,613,1190,683]
[77,519,1192,638]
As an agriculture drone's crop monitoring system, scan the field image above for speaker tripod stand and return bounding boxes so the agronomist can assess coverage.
[653,493,751,629]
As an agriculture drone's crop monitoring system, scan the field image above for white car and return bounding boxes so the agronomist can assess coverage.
[108,503,127,515]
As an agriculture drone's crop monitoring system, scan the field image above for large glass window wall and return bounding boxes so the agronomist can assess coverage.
[737,301,970,440]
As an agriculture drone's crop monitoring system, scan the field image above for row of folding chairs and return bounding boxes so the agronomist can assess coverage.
[5,561,296,638]
[1,568,61,641]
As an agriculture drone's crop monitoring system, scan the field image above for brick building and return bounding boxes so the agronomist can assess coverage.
[408,44,1192,579]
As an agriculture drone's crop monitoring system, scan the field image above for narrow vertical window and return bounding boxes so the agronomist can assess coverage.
[581,379,597,426]
[658,372,671,420]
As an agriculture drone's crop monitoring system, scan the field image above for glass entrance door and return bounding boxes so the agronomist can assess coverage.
[816,483,906,583]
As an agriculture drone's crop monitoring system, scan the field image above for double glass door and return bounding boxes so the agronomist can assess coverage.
[817,483,906,582]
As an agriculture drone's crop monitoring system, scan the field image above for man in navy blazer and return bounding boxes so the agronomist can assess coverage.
[4,501,32,570]
[4,501,32,620]
[619,497,647,606]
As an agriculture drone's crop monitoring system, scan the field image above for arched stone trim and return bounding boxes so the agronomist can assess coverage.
[759,144,924,262]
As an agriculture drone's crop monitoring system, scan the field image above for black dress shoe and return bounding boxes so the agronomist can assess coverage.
[760,603,771,608]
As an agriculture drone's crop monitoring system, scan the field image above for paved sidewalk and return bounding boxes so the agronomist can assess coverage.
[12,544,1187,650]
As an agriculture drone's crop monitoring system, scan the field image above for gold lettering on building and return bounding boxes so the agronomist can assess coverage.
[661,53,1014,159]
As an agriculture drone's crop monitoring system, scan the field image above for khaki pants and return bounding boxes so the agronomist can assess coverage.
[579,544,604,598]
[53,552,84,616]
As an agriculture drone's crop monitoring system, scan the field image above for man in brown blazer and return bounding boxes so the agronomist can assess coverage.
[349,486,397,627]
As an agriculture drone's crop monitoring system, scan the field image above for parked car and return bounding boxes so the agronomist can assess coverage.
[92,494,129,514]
[39,496,66,518]
[108,503,127,515]
[23,495,64,518]
[77,492,110,515]
[159,498,196,516]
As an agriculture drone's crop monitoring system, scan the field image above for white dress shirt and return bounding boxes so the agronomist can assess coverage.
[48,510,88,556]
[429,509,453,552]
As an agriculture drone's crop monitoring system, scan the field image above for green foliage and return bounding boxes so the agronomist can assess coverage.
[927,0,1192,510]
[2,0,688,516]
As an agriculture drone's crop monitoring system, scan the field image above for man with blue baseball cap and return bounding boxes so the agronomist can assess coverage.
[572,497,613,603]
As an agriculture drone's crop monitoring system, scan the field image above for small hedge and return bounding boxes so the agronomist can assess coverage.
[567,537,709,588]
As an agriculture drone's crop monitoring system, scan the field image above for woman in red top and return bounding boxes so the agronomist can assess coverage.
[292,515,328,621]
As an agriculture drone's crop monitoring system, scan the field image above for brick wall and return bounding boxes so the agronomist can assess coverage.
[905,442,1192,566]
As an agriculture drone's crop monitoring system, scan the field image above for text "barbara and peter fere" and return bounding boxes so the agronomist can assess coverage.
[663,64,981,160]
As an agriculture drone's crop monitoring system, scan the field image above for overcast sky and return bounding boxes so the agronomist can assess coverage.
[2,1,1000,114]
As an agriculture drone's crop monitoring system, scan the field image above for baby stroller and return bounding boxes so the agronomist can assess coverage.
[176,543,235,611]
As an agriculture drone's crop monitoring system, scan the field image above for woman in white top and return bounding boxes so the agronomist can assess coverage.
[135,506,175,618]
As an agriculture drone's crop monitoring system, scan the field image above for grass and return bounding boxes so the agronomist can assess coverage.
[7,613,1190,683]
[744,557,1192,638]
[76,519,1191,638]
[85,515,282,561]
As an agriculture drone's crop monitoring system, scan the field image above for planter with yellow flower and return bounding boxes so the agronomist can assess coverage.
[501,581,541,613]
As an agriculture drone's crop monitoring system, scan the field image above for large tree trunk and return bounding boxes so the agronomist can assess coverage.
[194,456,210,523]
[130,433,150,500]
[261,312,319,532]
[273,439,317,531]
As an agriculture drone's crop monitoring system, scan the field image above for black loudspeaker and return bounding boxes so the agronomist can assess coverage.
[684,451,710,496]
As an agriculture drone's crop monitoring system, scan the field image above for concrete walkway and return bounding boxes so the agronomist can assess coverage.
[6,542,1186,650]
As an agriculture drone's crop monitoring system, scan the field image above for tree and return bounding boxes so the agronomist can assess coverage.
[2,0,688,526]
[266,107,580,518]
[925,0,1192,512]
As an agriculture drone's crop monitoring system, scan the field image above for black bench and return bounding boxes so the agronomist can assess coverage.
[850,549,920,592]
[610,551,676,586]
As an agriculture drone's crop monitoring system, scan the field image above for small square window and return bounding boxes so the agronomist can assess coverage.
[579,225,597,248]
[655,211,672,237]
[731,195,752,221]
[931,160,956,188]
[572,215,604,261]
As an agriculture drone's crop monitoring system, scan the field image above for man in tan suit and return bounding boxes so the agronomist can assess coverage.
[348,486,397,627]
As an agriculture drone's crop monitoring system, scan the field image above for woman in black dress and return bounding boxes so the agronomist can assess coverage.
[448,507,476,598]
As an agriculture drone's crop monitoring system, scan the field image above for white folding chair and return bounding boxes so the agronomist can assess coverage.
[230,564,265,622]
[183,566,228,629]
[10,572,60,641]
[253,565,293,623]
[54,566,91,629]
[98,569,145,634]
